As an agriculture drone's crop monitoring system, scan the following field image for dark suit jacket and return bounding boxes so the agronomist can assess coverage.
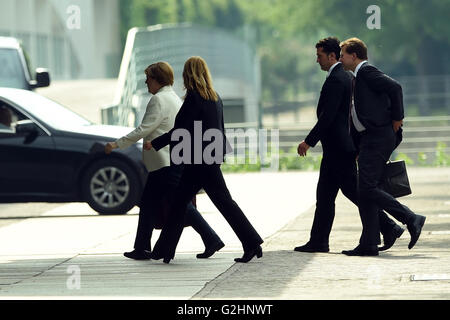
[152,90,231,165]
[354,63,404,130]
[305,63,355,154]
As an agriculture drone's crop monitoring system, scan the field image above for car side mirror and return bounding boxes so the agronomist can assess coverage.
[15,119,39,144]
[15,119,38,134]
[30,68,50,88]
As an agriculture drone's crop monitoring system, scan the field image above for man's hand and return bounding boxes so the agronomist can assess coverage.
[392,120,403,133]
[143,141,153,151]
[297,141,310,157]
[105,142,118,154]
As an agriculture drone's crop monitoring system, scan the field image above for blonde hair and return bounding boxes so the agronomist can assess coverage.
[145,61,174,86]
[182,56,218,101]
[340,37,368,60]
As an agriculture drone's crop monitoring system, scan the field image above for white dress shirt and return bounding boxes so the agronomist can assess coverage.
[326,61,341,78]
[353,60,368,78]
[115,85,182,172]
[350,60,368,132]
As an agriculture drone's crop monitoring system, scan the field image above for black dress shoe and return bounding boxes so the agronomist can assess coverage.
[342,245,379,256]
[379,226,404,251]
[407,214,426,249]
[234,245,263,263]
[197,240,225,259]
[123,250,152,260]
[294,242,329,253]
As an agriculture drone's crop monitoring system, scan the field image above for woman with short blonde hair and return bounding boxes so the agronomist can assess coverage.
[148,56,264,264]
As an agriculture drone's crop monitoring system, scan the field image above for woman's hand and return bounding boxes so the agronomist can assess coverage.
[392,120,403,133]
[143,141,153,150]
[297,141,310,157]
[105,142,118,154]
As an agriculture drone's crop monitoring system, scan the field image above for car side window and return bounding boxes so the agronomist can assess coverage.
[0,101,35,136]
[0,48,28,90]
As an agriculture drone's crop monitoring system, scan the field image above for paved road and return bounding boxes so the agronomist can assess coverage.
[0,171,318,298]
[195,167,450,300]
[1,168,449,300]
[35,79,117,124]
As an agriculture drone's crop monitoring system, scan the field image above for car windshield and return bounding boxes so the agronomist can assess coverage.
[0,48,28,89]
[11,91,92,129]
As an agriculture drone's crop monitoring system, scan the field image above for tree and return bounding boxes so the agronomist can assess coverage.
[119,0,450,108]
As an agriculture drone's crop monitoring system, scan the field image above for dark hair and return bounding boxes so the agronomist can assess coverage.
[0,105,12,127]
[340,37,368,60]
[316,37,341,60]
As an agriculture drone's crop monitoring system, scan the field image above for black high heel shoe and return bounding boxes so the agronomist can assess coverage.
[234,245,262,263]
[151,251,172,264]
[123,249,152,260]
[197,240,225,259]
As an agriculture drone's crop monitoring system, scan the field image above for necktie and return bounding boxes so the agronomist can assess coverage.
[348,76,355,134]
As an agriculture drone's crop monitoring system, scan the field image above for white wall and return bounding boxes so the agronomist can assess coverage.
[0,0,121,79]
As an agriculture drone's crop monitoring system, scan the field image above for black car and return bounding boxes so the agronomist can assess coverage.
[0,88,147,214]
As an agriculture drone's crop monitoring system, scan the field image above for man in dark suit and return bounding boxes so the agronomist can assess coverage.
[339,37,426,256]
[295,37,404,254]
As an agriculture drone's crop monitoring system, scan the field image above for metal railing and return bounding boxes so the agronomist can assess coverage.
[223,116,450,165]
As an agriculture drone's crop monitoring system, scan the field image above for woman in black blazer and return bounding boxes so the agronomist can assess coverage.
[145,56,263,263]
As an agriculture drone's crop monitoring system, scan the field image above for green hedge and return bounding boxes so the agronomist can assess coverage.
[221,142,449,173]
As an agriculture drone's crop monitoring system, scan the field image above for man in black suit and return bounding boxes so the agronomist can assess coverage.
[295,37,404,254]
[339,37,426,256]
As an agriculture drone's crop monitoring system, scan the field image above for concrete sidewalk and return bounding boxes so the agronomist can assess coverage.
[195,167,450,300]
[0,171,317,299]
[0,168,449,299]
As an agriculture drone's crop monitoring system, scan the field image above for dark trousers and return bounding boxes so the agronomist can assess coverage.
[153,164,263,258]
[134,165,220,251]
[357,127,416,246]
[309,150,397,246]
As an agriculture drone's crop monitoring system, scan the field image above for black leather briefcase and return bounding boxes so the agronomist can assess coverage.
[381,160,412,198]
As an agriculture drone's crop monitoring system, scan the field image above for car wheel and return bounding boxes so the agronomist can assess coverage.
[82,158,141,215]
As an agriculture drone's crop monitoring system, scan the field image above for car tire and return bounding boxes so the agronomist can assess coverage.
[82,158,142,215]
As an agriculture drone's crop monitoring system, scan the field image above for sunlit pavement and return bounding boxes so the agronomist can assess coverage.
[1,168,449,299]
[195,167,450,300]
[0,171,318,299]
